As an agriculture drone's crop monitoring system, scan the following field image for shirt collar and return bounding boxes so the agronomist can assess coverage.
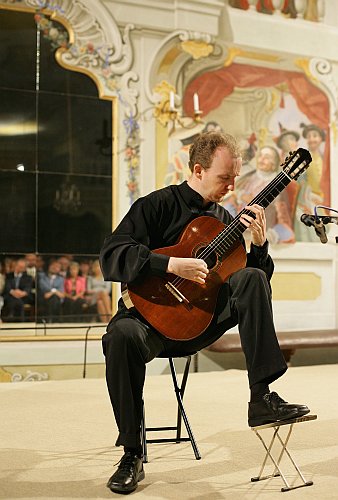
[178,181,215,210]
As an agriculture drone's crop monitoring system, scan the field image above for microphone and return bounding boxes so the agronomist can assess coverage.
[300,213,328,243]
[314,218,328,244]
[300,214,315,227]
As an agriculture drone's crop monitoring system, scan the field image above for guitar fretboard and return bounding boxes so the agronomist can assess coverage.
[209,170,291,258]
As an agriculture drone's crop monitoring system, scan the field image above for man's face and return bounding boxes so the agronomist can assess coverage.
[25,254,36,267]
[58,257,69,271]
[257,147,278,172]
[306,130,322,151]
[49,262,61,275]
[198,147,241,204]
[15,260,26,274]
[280,133,298,152]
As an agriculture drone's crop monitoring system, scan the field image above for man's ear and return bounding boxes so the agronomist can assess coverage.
[193,163,203,178]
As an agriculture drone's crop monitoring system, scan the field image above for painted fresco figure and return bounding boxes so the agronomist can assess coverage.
[274,123,300,162]
[224,145,295,244]
[293,123,326,241]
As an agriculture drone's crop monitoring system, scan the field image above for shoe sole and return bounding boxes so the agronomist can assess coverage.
[107,470,145,494]
[248,407,310,427]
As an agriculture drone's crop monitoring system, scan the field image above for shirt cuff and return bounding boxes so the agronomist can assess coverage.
[149,252,170,276]
[250,240,269,259]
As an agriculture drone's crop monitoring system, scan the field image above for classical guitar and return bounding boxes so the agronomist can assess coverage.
[122,148,312,341]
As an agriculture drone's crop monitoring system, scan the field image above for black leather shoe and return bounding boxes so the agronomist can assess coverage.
[107,452,145,494]
[248,391,310,427]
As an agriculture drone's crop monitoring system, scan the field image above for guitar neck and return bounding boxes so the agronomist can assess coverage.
[212,170,291,255]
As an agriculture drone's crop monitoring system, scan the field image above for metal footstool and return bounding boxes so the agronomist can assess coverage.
[251,414,317,492]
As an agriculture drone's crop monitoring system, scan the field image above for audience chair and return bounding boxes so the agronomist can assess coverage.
[141,354,201,463]
[251,414,317,492]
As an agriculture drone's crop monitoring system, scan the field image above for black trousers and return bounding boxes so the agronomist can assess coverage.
[102,267,287,448]
[3,296,26,321]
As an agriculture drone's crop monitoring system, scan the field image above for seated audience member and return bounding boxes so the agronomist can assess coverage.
[3,257,14,274]
[36,255,45,273]
[63,261,87,322]
[24,253,37,315]
[87,259,112,322]
[24,253,37,282]
[2,259,34,321]
[38,260,65,323]
[58,255,72,278]
[79,260,91,283]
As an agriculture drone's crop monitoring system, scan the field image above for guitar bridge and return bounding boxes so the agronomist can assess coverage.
[165,282,192,309]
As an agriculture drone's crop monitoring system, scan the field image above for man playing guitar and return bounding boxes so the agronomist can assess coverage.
[100,131,310,495]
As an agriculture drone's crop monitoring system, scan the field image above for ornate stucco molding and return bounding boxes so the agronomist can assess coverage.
[145,29,217,106]
[1,0,138,113]
[296,57,338,124]
[1,0,141,202]
[12,370,49,382]
[308,58,338,122]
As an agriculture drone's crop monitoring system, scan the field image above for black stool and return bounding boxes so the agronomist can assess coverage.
[140,355,201,463]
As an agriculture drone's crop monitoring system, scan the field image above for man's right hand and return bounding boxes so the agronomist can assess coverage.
[167,257,209,284]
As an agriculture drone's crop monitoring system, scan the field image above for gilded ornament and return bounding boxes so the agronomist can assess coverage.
[224,47,281,67]
[0,367,12,383]
[258,128,268,149]
[224,47,243,67]
[180,40,213,60]
[153,81,176,127]
[266,89,279,113]
[294,58,317,81]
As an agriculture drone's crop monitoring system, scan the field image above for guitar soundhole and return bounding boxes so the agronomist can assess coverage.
[195,246,218,269]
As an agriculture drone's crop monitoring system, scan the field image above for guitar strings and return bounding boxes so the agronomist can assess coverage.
[169,169,292,290]
[201,151,310,260]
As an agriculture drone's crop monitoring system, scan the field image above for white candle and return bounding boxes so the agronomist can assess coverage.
[169,91,175,110]
[193,92,200,113]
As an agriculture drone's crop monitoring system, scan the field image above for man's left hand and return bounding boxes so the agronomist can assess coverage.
[240,204,267,247]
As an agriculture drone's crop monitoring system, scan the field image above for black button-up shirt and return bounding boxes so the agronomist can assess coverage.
[100,181,274,284]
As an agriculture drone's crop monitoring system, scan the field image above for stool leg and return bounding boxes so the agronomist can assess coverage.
[175,356,191,441]
[169,357,201,460]
[252,428,282,480]
[140,399,148,463]
[275,426,313,490]
[252,424,314,492]
[251,428,291,490]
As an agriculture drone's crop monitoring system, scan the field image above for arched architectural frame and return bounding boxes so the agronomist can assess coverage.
[145,31,338,206]
[0,0,140,221]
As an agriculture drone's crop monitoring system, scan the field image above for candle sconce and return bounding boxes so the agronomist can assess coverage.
[152,90,203,135]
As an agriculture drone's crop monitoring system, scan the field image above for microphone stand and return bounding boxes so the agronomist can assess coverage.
[311,215,338,224]
[301,205,338,244]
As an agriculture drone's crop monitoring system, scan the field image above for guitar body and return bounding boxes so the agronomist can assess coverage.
[126,216,247,341]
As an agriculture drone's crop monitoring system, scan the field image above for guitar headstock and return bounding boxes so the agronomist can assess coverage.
[281,148,312,180]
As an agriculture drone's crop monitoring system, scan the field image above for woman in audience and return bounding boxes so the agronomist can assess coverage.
[63,261,87,322]
[87,259,112,322]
